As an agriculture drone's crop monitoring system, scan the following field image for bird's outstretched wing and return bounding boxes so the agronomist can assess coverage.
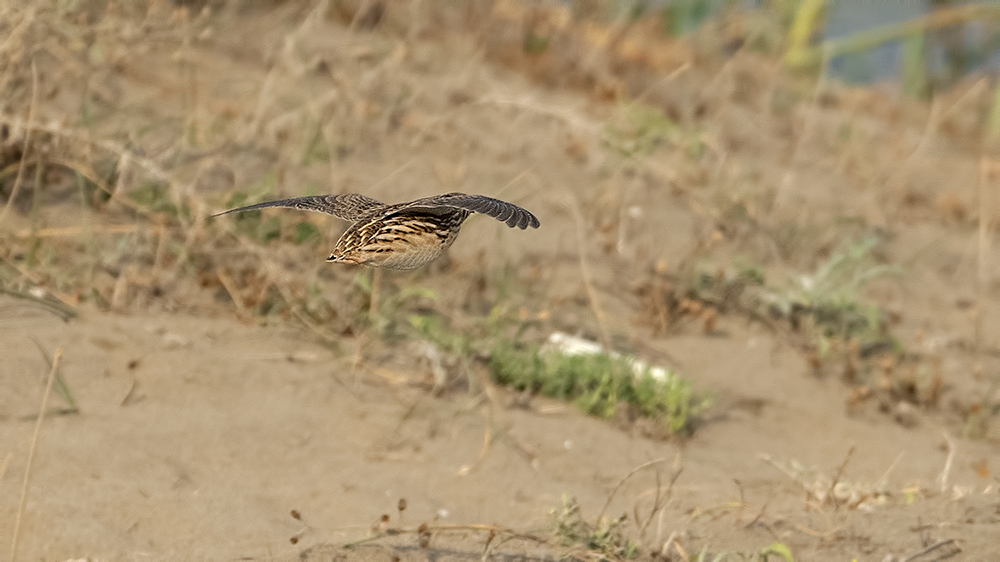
[391,193,540,229]
[213,194,386,221]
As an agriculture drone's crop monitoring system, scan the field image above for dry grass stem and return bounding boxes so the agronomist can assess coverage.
[564,189,612,350]
[826,445,856,510]
[9,347,62,562]
[902,538,960,562]
[476,95,601,137]
[216,267,252,323]
[596,457,669,523]
[13,224,139,238]
[341,522,544,549]
[936,430,956,494]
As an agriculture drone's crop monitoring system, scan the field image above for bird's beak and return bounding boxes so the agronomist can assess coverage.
[327,254,361,264]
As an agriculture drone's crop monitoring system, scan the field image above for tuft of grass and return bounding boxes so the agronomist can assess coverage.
[550,494,638,561]
[682,235,903,363]
[658,233,922,411]
[490,339,707,436]
[548,491,796,562]
[408,299,706,438]
[762,234,903,357]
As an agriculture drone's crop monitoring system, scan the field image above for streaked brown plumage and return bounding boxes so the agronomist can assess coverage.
[214,192,540,270]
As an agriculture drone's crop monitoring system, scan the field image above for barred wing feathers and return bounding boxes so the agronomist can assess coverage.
[213,194,386,221]
[392,193,540,229]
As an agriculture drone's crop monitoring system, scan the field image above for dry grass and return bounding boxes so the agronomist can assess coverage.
[9,347,61,562]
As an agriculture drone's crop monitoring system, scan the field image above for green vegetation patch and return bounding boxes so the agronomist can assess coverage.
[490,340,707,436]
[550,494,638,560]
[409,309,707,438]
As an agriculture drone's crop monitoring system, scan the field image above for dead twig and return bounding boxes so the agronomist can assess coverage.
[638,466,682,538]
[342,523,544,549]
[215,267,252,323]
[827,445,856,510]
[597,458,670,523]
[902,538,960,562]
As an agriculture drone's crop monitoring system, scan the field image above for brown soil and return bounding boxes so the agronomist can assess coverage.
[1,3,999,561]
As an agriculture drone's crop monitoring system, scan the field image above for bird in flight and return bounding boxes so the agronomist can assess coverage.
[214,192,540,270]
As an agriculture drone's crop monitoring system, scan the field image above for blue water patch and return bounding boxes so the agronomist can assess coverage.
[826,0,929,84]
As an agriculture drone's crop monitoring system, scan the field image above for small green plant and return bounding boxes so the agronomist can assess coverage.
[550,494,638,560]
[676,235,908,393]
[759,542,795,562]
[763,235,902,355]
[490,340,707,436]
[407,294,705,437]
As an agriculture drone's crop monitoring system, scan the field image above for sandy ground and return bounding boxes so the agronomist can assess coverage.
[1,2,1000,561]
[4,303,998,560]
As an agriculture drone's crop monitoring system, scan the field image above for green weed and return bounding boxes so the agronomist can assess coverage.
[550,494,638,561]
[490,341,706,436]
[763,235,902,356]
[671,234,910,398]
[405,282,705,437]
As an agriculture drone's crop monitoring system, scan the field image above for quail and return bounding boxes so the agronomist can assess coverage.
[214,192,540,270]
